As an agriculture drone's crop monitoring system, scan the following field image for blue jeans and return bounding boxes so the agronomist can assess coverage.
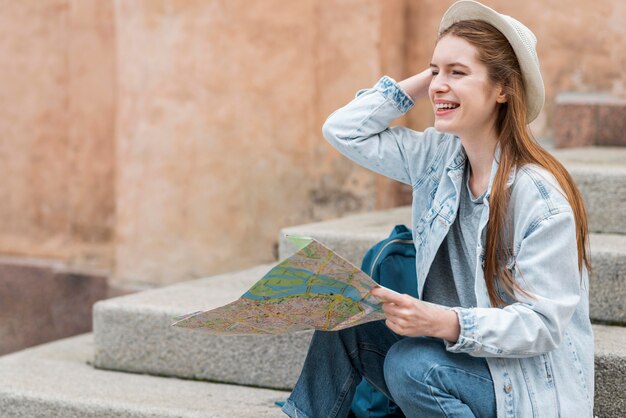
[281,320,496,418]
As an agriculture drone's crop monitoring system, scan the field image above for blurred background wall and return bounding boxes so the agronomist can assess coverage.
[0,0,623,309]
[0,1,115,271]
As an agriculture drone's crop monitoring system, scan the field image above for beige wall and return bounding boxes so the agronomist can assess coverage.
[0,1,115,268]
[0,0,623,286]
[113,0,405,285]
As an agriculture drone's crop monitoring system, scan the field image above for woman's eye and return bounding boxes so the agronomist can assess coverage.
[431,71,439,76]
[452,70,466,76]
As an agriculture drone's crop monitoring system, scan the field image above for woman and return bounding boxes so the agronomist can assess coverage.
[281,1,594,417]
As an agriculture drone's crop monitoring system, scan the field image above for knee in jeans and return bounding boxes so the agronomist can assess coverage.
[383,340,422,394]
[383,338,446,396]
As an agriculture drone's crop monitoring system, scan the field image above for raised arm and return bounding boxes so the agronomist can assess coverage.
[397,68,432,101]
[322,71,443,186]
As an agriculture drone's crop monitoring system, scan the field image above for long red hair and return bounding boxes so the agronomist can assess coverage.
[440,20,591,307]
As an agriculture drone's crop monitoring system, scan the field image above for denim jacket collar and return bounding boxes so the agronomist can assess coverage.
[446,141,517,207]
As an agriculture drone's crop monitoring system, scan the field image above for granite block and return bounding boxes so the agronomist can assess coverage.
[552,147,626,235]
[94,264,312,390]
[4,330,622,417]
[593,325,626,418]
[588,234,626,323]
[0,334,287,418]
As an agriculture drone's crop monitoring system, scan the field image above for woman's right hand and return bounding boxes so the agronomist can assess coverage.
[397,68,432,102]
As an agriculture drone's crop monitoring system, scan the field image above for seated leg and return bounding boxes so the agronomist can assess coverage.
[383,337,496,418]
[282,320,401,418]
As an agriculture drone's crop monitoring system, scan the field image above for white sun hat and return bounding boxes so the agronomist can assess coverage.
[439,0,545,123]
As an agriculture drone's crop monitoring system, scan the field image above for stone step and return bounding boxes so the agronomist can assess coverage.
[4,326,624,418]
[94,264,314,391]
[279,207,626,323]
[93,206,624,389]
[0,333,288,418]
[586,233,626,323]
[91,201,625,417]
[590,325,626,418]
[94,208,413,389]
[92,275,625,417]
[551,146,626,235]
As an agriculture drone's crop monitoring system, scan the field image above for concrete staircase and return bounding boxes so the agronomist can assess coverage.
[0,335,287,418]
[0,146,624,418]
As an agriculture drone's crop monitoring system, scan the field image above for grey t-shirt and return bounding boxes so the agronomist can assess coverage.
[422,162,484,308]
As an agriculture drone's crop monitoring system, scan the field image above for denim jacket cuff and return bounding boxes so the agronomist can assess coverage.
[372,76,415,114]
[445,307,481,353]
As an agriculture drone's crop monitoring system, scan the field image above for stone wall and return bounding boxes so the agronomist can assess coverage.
[0,0,623,287]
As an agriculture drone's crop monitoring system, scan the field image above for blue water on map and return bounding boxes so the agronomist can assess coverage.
[243,266,378,308]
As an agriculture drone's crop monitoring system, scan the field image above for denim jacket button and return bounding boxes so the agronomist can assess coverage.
[504,383,513,394]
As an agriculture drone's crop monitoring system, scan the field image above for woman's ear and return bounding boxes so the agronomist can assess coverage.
[496,85,508,103]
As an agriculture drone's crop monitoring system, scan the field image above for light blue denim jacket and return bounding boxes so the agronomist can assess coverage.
[322,76,594,418]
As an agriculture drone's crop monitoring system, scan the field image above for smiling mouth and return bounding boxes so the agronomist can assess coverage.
[435,103,460,110]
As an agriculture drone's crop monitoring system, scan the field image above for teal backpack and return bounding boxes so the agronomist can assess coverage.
[350,224,417,418]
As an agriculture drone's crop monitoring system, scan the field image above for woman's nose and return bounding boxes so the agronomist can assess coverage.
[430,73,449,93]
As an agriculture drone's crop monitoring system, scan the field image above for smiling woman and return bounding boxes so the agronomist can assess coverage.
[281,1,594,418]
[428,34,508,158]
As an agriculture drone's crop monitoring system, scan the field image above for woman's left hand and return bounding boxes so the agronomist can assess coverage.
[370,286,460,342]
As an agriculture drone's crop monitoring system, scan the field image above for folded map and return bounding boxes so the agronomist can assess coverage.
[171,236,387,335]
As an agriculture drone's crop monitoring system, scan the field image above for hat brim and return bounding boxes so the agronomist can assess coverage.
[438,1,544,123]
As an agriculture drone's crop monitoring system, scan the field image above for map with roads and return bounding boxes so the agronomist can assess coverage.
[172,236,386,334]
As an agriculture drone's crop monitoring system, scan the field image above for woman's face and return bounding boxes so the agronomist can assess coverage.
[429,34,506,140]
